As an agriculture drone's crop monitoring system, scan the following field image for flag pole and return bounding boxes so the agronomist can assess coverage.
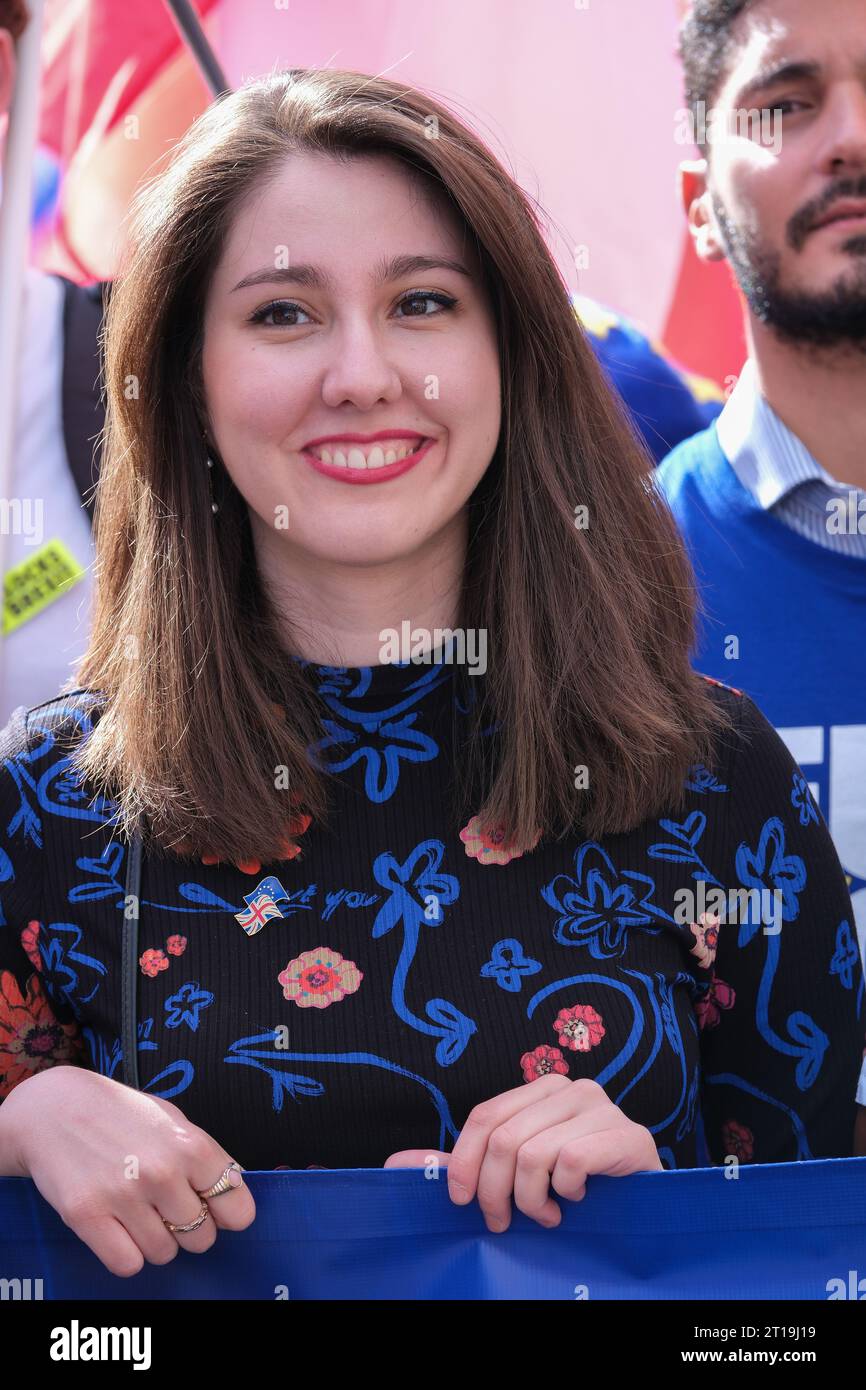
[161,0,232,99]
[0,0,46,633]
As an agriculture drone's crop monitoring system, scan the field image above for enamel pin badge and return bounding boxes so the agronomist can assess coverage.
[234,874,291,936]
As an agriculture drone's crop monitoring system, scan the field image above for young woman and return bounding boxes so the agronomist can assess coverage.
[0,68,862,1279]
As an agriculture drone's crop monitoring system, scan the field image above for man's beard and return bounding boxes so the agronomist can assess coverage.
[711,184,866,353]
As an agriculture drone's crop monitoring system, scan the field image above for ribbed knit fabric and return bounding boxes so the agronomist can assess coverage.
[0,658,862,1171]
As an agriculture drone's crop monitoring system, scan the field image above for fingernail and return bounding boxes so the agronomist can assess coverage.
[485,1215,508,1232]
[450,1181,470,1202]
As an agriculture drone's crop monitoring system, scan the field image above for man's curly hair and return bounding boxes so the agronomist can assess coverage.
[679,0,756,152]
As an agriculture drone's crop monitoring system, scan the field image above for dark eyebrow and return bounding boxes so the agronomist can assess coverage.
[231,253,473,293]
[732,60,822,108]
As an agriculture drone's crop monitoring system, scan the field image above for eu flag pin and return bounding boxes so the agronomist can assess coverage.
[234,875,291,936]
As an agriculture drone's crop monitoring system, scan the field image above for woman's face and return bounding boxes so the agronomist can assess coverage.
[201,150,502,571]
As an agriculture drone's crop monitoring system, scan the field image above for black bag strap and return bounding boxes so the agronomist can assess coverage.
[121,826,143,1090]
[59,276,109,525]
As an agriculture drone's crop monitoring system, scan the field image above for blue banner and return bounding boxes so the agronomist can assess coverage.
[2,1158,866,1300]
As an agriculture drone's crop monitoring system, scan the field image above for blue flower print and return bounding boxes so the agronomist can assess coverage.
[648,811,722,887]
[734,821,825,1089]
[684,764,728,794]
[83,1017,194,1099]
[791,772,819,828]
[734,817,807,945]
[38,920,107,1019]
[830,920,859,991]
[480,938,543,993]
[371,840,476,1066]
[299,661,453,803]
[541,842,668,959]
[309,712,439,802]
[165,981,215,1031]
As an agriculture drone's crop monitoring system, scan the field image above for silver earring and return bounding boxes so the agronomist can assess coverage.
[206,455,219,514]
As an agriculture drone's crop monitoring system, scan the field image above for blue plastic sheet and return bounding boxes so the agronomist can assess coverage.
[2,1158,866,1300]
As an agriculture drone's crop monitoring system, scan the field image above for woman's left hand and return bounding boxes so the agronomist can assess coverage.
[384,1074,663,1232]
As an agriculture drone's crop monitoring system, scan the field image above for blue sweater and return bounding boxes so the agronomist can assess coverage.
[656,423,866,971]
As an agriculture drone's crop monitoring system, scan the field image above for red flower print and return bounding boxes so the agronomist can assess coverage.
[20,921,42,971]
[553,1004,605,1053]
[166,935,187,956]
[0,969,84,1098]
[689,911,720,970]
[139,948,169,978]
[695,974,735,1030]
[459,814,542,866]
[278,948,363,1010]
[520,1044,570,1082]
[722,1119,754,1162]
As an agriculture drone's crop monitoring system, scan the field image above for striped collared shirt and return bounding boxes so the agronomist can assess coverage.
[716,358,866,557]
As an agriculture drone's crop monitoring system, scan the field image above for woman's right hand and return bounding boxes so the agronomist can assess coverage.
[0,1065,255,1277]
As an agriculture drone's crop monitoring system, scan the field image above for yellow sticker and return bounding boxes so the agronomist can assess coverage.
[2,539,87,636]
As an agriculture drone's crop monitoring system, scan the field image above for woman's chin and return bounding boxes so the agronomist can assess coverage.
[290,534,436,569]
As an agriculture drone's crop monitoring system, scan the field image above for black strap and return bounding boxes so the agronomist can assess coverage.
[59,276,109,525]
[121,827,143,1090]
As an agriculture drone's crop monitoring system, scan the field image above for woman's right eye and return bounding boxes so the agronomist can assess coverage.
[248,300,311,328]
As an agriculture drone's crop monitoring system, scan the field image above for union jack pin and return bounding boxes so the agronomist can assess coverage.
[234,875,291,936]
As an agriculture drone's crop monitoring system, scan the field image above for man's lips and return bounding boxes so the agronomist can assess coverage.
[811,202,866,232]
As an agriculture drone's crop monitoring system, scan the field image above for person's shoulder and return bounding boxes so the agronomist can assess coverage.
[693,672,748,758]
[697,676,800,786]
[686,676,804,823]
[1,689,108,762]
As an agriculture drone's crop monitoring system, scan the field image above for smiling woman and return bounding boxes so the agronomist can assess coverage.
[200,148,502,587]
[60,65,734,865]
[0,67,862,1279]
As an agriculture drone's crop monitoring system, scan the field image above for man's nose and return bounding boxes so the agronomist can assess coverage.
[820,84,866,176]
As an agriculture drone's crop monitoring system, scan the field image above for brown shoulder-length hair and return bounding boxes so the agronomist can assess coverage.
[69,66,732,865]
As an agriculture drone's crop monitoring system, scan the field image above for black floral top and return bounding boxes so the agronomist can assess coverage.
[0,657,863,1171]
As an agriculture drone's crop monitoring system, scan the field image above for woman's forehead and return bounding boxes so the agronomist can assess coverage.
[212,152,474,289]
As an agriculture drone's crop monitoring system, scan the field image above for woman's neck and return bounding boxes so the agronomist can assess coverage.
[253,511,469,667]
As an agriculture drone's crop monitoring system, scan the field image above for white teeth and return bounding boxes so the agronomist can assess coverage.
[312,440,423,468]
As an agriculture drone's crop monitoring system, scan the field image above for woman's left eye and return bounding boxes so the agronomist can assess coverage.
[249,300,311,327]
[395,291,458,318]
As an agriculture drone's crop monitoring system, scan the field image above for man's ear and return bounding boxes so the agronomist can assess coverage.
[679,158,727,264]
[0,28,16,120]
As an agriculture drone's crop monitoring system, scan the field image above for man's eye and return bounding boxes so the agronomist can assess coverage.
[249,301,311,327]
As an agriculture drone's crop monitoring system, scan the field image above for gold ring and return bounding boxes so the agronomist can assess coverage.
[163,1200,210,1233]
[197,1161,244,1199]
